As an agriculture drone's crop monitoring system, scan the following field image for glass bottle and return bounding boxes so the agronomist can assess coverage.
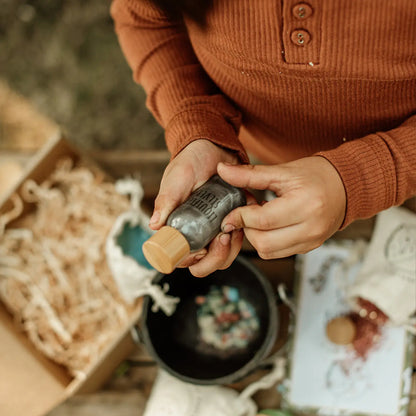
[142,175,246,273]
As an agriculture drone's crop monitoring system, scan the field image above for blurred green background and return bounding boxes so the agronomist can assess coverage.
[0,0,165,150]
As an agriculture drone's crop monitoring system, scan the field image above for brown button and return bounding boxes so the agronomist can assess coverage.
[292,3,313,19]
[290,29,311,46]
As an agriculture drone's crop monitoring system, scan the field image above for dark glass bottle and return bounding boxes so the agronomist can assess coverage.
[142,175,246,273]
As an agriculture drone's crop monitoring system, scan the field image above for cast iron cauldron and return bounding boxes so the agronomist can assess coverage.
[141,255,279,385]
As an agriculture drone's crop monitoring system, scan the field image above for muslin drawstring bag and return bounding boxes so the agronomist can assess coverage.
[143,369,257,416]
[142,358,287,416]
[106,178,179,315]
[346,206,416,330]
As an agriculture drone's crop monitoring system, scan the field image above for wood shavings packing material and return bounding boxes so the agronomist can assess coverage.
[0,158,135,378]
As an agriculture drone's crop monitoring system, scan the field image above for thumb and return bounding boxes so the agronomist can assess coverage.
[217,162,278,191]
[150,193,182,229]
[150,176,192,230]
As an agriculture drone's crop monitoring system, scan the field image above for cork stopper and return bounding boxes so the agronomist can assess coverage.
[325,316,357,345]
[142,226,190,274]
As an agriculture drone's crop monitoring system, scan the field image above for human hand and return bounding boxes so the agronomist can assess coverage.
[218,156,346,259]
[149,139,244,277]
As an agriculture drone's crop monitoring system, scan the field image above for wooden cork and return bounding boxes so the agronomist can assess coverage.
[142,226,190,274]
[325,316,356,345]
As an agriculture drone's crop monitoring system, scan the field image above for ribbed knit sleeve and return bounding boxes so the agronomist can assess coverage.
[110,0,248,162]
[317,115,416,228]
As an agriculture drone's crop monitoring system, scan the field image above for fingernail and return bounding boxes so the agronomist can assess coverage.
[219,233,231,246]
[218,162,233,168]
[194,253,206,261]
[149,211,160,225]
[222,223,235,233]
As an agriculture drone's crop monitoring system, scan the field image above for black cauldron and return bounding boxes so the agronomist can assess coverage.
[141,255,279,385]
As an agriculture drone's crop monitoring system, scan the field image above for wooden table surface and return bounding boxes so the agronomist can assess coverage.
[2,146,415,416]
[1,85,415,415]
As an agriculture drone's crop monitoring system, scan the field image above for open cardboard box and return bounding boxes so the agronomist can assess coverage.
[0,133,143,416]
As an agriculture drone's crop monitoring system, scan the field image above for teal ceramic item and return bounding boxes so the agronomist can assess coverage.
[116,223,153,269]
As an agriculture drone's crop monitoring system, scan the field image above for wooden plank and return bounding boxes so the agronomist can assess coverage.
[90,149,169,201]
[46,391,149,416]
[0,80,58,150]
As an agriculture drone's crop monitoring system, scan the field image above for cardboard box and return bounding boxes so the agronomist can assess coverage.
[0,133,143,416]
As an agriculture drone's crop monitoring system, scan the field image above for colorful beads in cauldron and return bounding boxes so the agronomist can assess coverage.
[196,285,260,350]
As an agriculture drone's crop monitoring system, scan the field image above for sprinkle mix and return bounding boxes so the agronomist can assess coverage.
[196,285,260,351]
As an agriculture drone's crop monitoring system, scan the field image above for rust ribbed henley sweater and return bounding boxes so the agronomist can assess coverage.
[111,0,416,227]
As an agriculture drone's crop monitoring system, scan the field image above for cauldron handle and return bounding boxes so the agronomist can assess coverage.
[255,283,296,370]
[130,323,145,346]
[276,283,296,316]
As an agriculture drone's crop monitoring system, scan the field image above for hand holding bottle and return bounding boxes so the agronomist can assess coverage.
[148,139,245,277]
[219,156,346,259]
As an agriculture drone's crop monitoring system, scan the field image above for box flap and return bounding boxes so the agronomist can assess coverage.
[0,132,78,214]
[0,304,71,416]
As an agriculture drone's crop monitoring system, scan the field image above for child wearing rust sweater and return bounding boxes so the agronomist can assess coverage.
[111,0,416,277]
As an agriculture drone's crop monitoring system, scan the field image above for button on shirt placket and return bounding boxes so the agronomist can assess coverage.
[282,0,321,65]
[293,3,313,20]
[291,29,311,46]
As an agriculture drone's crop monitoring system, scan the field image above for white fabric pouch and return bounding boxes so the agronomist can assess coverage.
[143,369,257,416]
[346,206,416,326]
[106,179,179,315]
